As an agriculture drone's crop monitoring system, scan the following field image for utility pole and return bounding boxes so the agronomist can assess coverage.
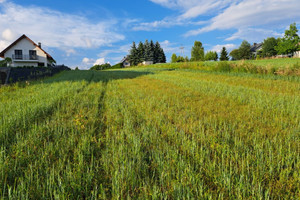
[180,45,184,56]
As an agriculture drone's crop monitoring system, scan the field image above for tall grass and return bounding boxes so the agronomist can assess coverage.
[146,58,300,76]
[0,68,299,199]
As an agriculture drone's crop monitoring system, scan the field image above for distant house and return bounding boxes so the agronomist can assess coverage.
[0,34,55,67]
[120,56,130,68]
[294,42,300,58]
[142,61,153,66]
[250,43,263,57]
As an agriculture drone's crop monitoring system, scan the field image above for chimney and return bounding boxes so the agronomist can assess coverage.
[38,42,41,48]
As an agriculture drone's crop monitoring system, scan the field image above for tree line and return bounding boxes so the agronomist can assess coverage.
[129,40,166,66]
[171,42,229,63]
[171,23,299,62]
[230,23,299,60]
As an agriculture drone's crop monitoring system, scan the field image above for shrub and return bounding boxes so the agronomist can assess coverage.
[214,61,231,72]
[111,63,123,69]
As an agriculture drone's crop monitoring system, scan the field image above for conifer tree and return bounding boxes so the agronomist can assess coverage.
[128,40,166,65]
[148,40,155,62]
[129,42,138,66]
[154,41,162,63]
[159,47,166,63]
[220,47,229,61]
[144,40,150,61]
[137,42,145,64]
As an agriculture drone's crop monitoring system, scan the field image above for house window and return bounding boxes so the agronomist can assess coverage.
[14,50,23,60]
[29,50,37,60]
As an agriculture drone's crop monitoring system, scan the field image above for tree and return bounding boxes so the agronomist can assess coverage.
[171,53,177,63]
[238,40,251,59]
[205,51,218,61]
[184,56,189,62]
[129,40,166,65]
[229,49,241,60]
[176,56,185,62]
[276,23,300,55]
[160,48,167,63]
[137,42,145,64]
[144,40,151,61]
[155,42,166,63]
[148,40,155,62]
[90,63,111,70]
[129,42,139,66]
[191,41,204,61]
[261,37,278,57]
[154,41,166,64]
[220,47,229,61]
[0,57,12,67]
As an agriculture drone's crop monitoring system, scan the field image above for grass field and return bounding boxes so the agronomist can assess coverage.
[152,58,300,75]
[0,65,299,199]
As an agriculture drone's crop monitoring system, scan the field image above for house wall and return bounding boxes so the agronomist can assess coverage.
[142,61,153,66]
[123,61,130,67]
[4,38,48,67]
[294,51,300,58]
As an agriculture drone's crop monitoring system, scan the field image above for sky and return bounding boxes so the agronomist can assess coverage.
[0,0,299,69]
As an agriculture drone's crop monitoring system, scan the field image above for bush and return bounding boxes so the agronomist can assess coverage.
[214,62,231,72]
[90,63,111,71]
[111,63,123,69]
[275,62,300,75]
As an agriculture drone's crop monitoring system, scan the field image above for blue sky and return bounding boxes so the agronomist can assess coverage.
[0,0,299,69]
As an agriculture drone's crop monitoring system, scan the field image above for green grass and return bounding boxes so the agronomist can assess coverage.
[0,64,299,199]
[145,58,300,75]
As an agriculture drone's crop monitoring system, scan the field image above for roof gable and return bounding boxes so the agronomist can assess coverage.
[250,43,263,52]
[120,56,129,63]
[0,34,54,61]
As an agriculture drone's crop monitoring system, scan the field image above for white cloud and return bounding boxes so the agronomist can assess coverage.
[150,0,212,10]
[94,58,105,65]
[160,40,182,54]
[178,1,233,20]
[133,17,207,31]
[210,44,237,53]
[0,0,6,3]
[64,49,77,57]
[133,18,179,31]
[1,28,16,41]
[97,44,131,58]
[0,2,125,50]
[185,0,300,37]
[82,57,106,67]
[226,28,282,42]
[0,40,9,50]
[82,57,93,65]
[134,0,231,31]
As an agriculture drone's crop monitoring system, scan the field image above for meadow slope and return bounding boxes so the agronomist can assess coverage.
[0,68,299,199]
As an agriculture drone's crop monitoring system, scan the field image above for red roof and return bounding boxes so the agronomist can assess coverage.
[0,34,55,61]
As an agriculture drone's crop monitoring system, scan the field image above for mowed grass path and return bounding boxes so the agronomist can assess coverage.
[0,69,299,199]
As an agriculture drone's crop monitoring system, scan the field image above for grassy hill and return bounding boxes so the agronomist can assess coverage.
[146,58,300,75]
[0,61,299,199]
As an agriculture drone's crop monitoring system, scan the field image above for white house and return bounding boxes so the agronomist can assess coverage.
[120,56,130,68]
[142,61,153,66]
[250,43,263,57]
[0,34,55,67]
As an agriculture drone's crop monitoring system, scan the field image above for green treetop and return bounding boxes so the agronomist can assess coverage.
[276,23,300,55]
[191,41,204,61]
[220,47,229,61]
